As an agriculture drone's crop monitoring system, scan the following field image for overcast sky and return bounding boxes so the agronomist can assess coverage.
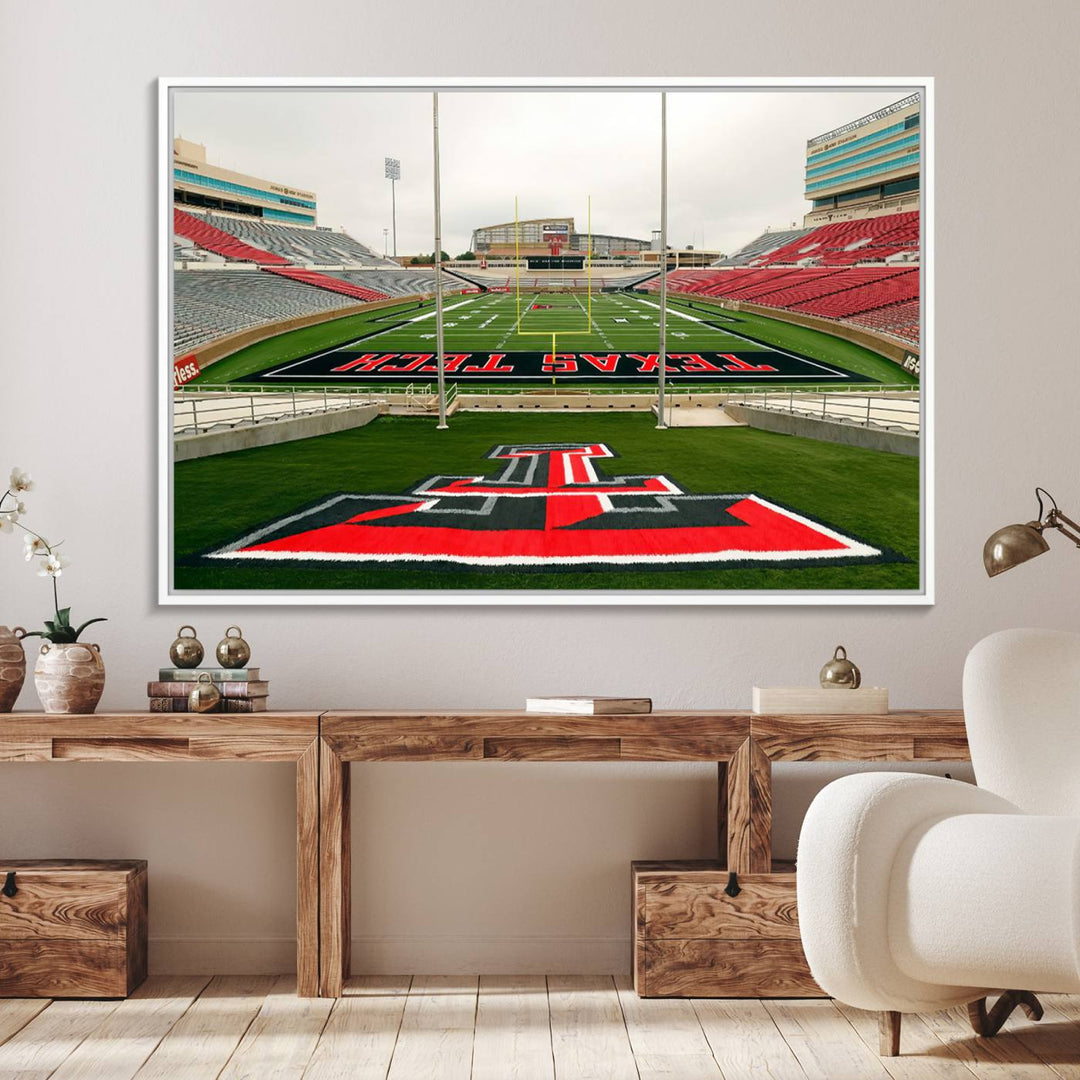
[173,87,914,257]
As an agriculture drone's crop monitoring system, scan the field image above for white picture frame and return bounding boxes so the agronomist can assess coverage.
[159,76,933,606]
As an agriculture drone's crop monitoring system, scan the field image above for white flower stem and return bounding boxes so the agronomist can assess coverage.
[2,486,63,619]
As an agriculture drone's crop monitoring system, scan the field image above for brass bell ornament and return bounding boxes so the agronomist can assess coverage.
[187,672,221,713]
[169,625,204,669]
[216,626,251,669]
[820,645,861,689]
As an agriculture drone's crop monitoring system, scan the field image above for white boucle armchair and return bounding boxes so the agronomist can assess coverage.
[797,628,1080,1056]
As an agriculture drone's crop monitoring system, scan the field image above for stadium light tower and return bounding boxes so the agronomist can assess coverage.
[384,156,400,257]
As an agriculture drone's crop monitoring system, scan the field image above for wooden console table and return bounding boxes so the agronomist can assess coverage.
[318,709,969,998]
[2,708,971,999]
[0,712,321,997]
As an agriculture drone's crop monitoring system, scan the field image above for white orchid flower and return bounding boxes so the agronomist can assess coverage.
[23,534,49,560]
[0,514,12,535]
[8,469,33,493]
[38,553,69,578]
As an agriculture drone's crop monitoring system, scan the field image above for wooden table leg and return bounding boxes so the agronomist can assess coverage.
[726,738,772,874]
[319,737,351,997]
[296,738,320,997]
[717,760,728,869]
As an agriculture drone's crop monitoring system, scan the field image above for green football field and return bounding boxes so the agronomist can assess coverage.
[192,289,917,390]
[173,411,920,594]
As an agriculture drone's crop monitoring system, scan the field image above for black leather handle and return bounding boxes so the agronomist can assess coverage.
[2,871,16,898]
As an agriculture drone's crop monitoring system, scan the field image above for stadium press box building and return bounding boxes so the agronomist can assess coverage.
[471,217,651,258]
[172,138,318,227]
[803,93,920,226]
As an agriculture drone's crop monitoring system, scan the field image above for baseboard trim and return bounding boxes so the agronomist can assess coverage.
[149,935,630,975]
[352,935,630,975]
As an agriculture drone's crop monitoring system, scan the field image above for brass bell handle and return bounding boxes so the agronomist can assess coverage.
[177,625,198,638]
[224,626,243,639]
[834,646,847,660]
[197,672,213,684]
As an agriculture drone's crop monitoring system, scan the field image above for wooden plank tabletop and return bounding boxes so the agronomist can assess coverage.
[0,712,320,736]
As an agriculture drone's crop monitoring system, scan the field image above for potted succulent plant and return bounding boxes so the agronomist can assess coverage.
[1,468,108,714]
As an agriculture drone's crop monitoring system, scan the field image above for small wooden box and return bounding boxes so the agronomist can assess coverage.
[632,860,822,998]
[0,859,148,998]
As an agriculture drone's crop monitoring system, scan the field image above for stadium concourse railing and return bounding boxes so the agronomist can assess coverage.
[173,385,385,436]
[174,382,918,435]
[723,386,919,433]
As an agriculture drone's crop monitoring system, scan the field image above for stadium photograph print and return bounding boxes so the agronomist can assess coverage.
[161,77,931,605]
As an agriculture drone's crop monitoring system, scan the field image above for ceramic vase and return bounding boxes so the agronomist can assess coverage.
[34,642,106,714]
[0,626,27,712]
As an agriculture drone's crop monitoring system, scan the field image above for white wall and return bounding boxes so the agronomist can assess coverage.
[2,0,1079,974]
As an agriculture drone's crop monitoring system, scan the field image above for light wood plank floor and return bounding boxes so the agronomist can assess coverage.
[1,975,1078,1080]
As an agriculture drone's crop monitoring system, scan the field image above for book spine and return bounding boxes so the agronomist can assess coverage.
[148,697,269,713]
[147,681,269,699]
[221,698,268,713]
[147,696,191,712]
[157,669,260,682]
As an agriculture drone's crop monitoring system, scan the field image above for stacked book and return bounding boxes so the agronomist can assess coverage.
[525,696,651,715]
[148,668,269,713]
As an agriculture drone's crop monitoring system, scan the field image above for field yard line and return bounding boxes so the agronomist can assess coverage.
[496,293,537,348]
[574,293,614,348]
[630,294,849,376]
[263,296,486,377]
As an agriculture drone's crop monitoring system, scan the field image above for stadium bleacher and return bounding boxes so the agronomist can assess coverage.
[173,270,361,354]
[173,209,291,265]
[644,261,919,345]
[326,270,445,297]
[714,211,918,269]
[790,269,919,319]
[640,211,923,344]
[846,300,920,343]
[201,213,396,267]
[713,227,811,267]
[262,267,390,303]
[741,212,918,268]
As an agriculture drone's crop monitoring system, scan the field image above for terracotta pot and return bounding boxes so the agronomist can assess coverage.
[0,626,27,713]
[34,642,106,715]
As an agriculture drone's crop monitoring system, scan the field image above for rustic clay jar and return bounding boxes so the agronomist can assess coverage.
[0,626,27,712]
[34,642,106,714]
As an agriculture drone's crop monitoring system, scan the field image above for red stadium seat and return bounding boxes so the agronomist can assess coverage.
[262,267,390,303]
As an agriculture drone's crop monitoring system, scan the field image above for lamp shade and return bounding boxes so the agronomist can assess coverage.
[983,522,1050,577]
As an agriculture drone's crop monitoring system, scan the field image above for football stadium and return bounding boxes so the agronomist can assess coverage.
[170,91,923,596]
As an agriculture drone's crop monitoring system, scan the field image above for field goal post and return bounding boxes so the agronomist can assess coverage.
[514,195,594,336]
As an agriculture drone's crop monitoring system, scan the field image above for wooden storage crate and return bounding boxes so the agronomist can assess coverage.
[0,859,148,998]
[632,860,822,998]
